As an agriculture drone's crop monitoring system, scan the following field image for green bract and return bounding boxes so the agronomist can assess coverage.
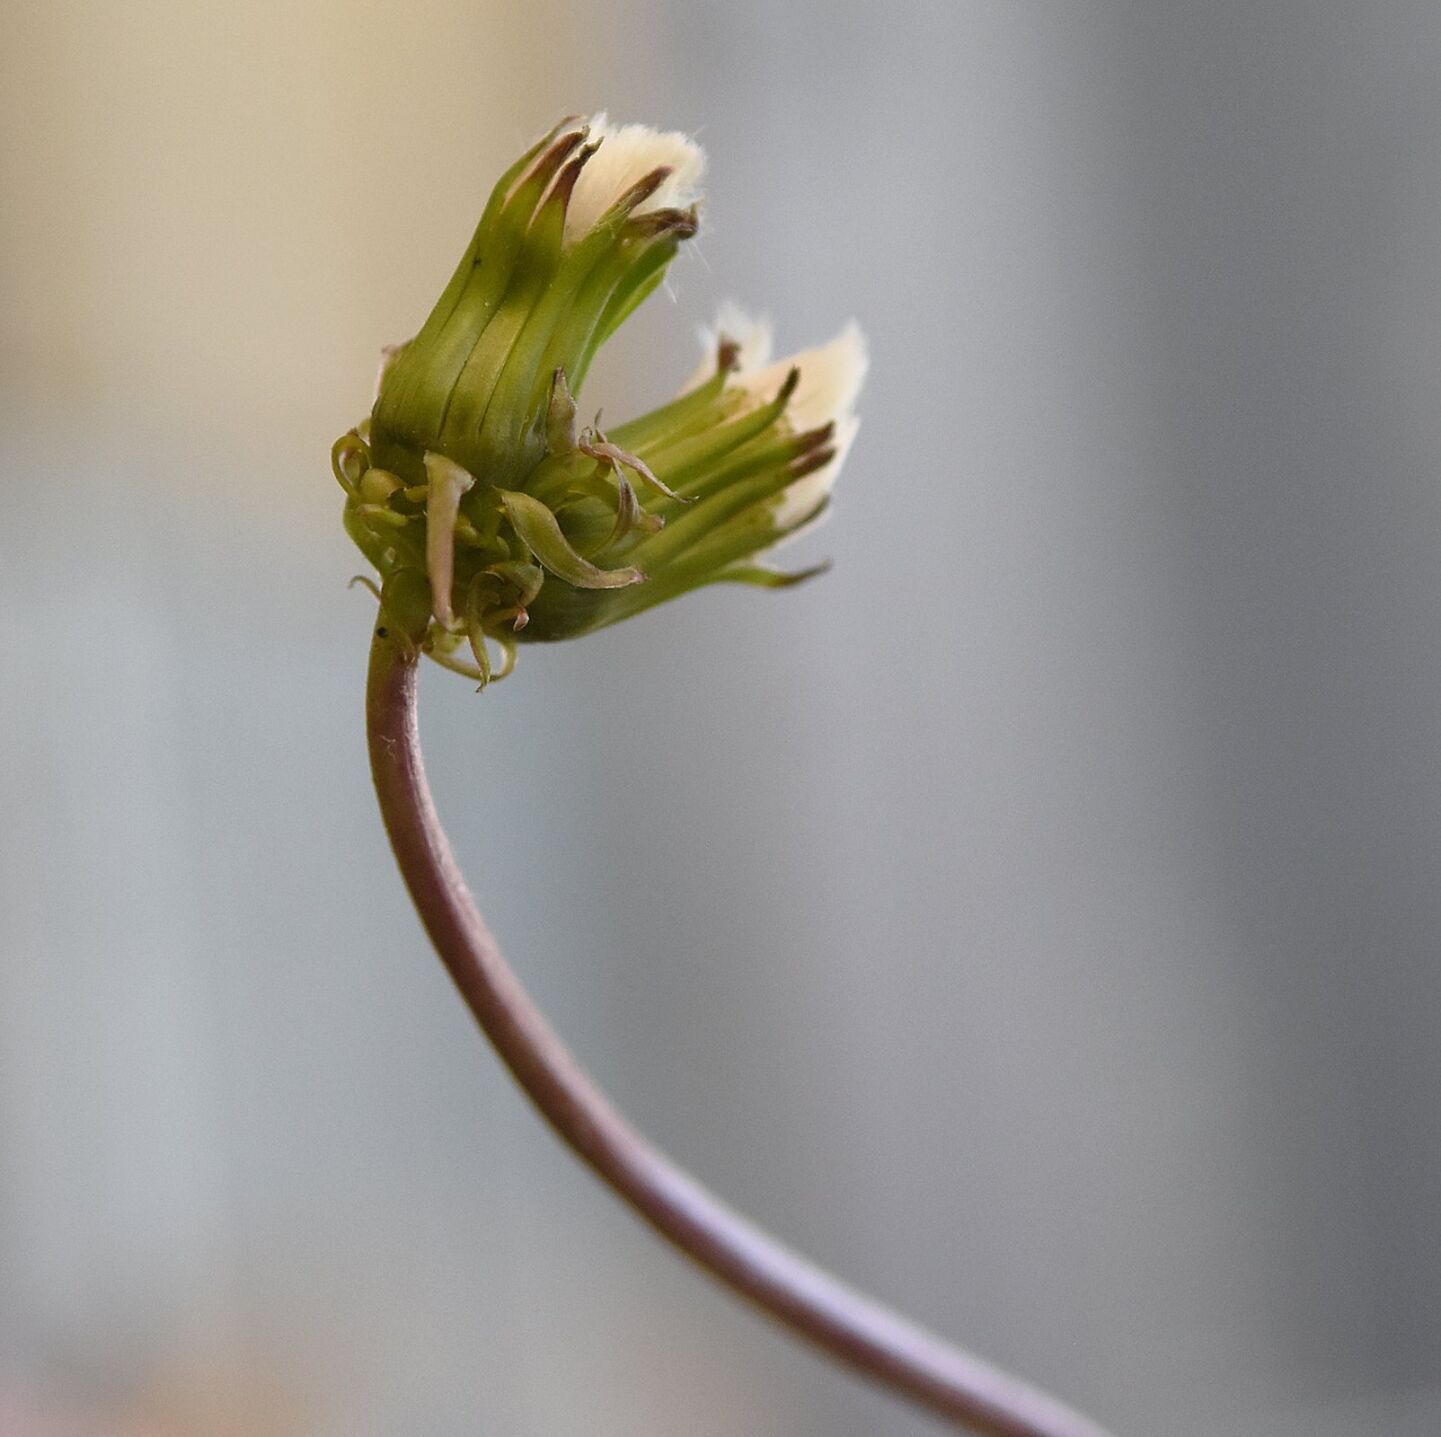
[335,114,866,685]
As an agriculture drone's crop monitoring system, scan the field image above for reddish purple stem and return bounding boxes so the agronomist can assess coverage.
[366,626,1115,1437]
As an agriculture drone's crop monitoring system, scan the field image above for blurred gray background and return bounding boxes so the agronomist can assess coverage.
[3,2,1440,1434]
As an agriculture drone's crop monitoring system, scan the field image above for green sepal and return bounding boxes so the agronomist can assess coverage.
[485,168,676,455]
[608,369,737,455]
[659,495,834,592]
[342,502,390,571]
[653,421,834,517]
[466,623,493,687]
[439,188,569,475]
[706,560,832,589]
[594,475,663,555]
[569,236,681,392]
[374,125,587,457]
[419,118,578,342]
[623,449,818,570]
[546,369,579,454]
[582,236,680,373]
[581,437,684,503]
[381,568,437,645]
[497,490,646,590]
[641,369,799,490]
[483,558,546,608]
[332,430,369,495]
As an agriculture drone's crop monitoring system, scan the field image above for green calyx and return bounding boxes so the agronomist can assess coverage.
[339,115,849,687]
[370,119,695,490]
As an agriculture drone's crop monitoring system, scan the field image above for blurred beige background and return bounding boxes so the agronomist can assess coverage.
[3,2,1441,1434]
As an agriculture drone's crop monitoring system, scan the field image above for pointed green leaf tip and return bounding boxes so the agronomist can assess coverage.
[710,560,833,589]
[337,115,864,683]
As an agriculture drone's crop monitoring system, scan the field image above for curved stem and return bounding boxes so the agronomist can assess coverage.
[365,625,1116,1437]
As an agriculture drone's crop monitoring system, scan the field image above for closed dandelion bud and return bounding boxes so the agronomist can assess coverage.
[336,115,863,685]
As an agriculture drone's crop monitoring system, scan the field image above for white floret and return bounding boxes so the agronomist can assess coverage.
[564,114,705,245]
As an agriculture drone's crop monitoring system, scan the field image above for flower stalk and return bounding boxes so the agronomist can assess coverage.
[349,115,1117,1437]
[365,621,1116,1437]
